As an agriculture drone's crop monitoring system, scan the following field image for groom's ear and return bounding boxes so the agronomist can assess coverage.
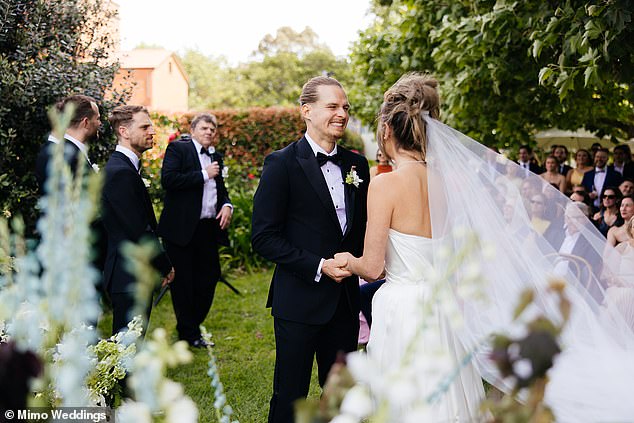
[300,103,311,121]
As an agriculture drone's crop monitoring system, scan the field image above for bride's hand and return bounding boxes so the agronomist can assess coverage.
[334,252,353,272]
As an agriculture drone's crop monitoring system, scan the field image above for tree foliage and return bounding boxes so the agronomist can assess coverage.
[0,0,127,232]
[182,26,352,110]
[350,0,634,149]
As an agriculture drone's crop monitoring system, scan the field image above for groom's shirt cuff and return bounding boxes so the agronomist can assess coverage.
[315,258,325,282]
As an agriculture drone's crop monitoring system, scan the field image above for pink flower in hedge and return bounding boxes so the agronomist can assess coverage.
[168,132,179,142]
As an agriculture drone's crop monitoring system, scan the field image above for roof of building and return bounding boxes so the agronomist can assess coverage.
[116,49,189,82]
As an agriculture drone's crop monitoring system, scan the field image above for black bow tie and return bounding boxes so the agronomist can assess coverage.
[200,147,212,157]
[595,168,606,173]
[316,152,342,167]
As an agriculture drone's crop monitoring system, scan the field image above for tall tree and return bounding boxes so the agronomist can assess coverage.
[0,0,127,231]
[182,27,352,109]
[350,0,634,148]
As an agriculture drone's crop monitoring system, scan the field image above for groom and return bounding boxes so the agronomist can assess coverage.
[252,76,369,423]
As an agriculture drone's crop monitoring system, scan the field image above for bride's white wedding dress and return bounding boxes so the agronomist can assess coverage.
[360,114,634,423]
[368,229,484,422]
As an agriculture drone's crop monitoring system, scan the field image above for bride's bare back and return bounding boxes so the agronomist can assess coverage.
[383,161,431,238]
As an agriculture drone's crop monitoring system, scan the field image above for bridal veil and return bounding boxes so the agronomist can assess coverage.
[422,114,634,421]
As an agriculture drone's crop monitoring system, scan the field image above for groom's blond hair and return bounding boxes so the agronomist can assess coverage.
[299,76,343,106]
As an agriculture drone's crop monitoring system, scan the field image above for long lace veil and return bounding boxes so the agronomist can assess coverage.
[422,114,634,418]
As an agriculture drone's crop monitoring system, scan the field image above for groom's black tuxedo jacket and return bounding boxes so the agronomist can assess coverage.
[157,138,230,247]
[252,137,369,325]
[101,151,172,294]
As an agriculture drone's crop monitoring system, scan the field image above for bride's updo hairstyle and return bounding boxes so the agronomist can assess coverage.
[377,73,440,161]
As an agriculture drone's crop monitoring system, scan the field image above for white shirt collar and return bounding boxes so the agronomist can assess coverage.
[48,133,89,157]
[115,145,140,171]
[192,138,215,155]
[305,133,338,157]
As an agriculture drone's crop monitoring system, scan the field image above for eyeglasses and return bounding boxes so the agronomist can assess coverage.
[603,195,617,200]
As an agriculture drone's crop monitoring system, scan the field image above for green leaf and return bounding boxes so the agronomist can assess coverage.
[538,67,553,85]
[532,40,543,58]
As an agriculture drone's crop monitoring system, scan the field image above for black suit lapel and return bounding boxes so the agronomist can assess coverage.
[187,140,202,171]
[114,151,157,228]
[339,150,356,238]
[296,138,341,229]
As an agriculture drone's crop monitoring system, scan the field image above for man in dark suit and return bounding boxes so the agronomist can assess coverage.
[35,94,101,195]
[157,113,232,348]
[581,148,623,209]
[35,94,107,276]
[613,144,634,180]
[517,145,543,174]
[102,105,174,335]
[553,145,573,176]
[252,76,369,423]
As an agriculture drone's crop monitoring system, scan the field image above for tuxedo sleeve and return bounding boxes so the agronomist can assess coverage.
[251,153,322,280]
[161,143,204,190]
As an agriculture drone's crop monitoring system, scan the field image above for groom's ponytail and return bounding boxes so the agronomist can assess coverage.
[378,73,440,162]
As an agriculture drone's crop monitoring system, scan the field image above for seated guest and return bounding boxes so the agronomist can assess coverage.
[570,184,591,206]
[582,148,623,210]
[612,144,634,179]
[555,201,602,298]
[369,149,392,178]
[553,145,573,176]
[602,216,634,331]
[565,149,593,193]
[517,145,543,174]
[620,178,634,197]
[593,187,622,237]
[608,195,634,247]
[540,155,566,192]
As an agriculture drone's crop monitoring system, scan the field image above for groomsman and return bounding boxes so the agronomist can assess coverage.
[157,113,232,348]
[35,94,101,195]
[102,105,174,334]
[35,94,107,275]
[252,76,369,423]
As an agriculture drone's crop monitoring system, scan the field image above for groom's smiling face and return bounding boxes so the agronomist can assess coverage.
[303,85,349,146]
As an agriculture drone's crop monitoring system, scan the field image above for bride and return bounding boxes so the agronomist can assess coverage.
[336,73,634,422]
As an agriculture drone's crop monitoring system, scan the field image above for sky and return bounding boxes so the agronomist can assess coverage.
[116,0,374,65]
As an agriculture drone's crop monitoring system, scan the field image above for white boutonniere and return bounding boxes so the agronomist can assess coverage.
[345,166,364,188]
[142,177,151,188]
[91,163,100,173]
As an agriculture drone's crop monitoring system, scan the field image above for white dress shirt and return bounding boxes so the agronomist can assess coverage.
[305,134,347,282]
[193,138,219,219]
[115,145,140,172]
[593,166,607,208]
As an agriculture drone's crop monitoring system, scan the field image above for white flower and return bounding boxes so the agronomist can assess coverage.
[345,166,364,188]
[166,397,199,423]
[117,401,152,423]
[91,163,100,173]
[329,415,359,423]
[513,358,533,379]
[142,177,151,188]
[340,385,373,419]
[222,165,229,179]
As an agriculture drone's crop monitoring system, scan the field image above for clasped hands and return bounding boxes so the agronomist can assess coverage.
[322,252,355,283]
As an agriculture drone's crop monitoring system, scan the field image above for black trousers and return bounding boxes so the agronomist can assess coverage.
[268,292,359,423]
[110,292,151,335]
[165,219,220,342]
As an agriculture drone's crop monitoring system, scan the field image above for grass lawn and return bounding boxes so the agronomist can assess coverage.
[99,268,321,423]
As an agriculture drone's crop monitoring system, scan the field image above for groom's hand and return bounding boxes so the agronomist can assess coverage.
[322,258,352,283]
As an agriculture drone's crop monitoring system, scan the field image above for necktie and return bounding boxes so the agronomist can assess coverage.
[316,152,342,167]
[595,168,605,174]
[200,147,211,157]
